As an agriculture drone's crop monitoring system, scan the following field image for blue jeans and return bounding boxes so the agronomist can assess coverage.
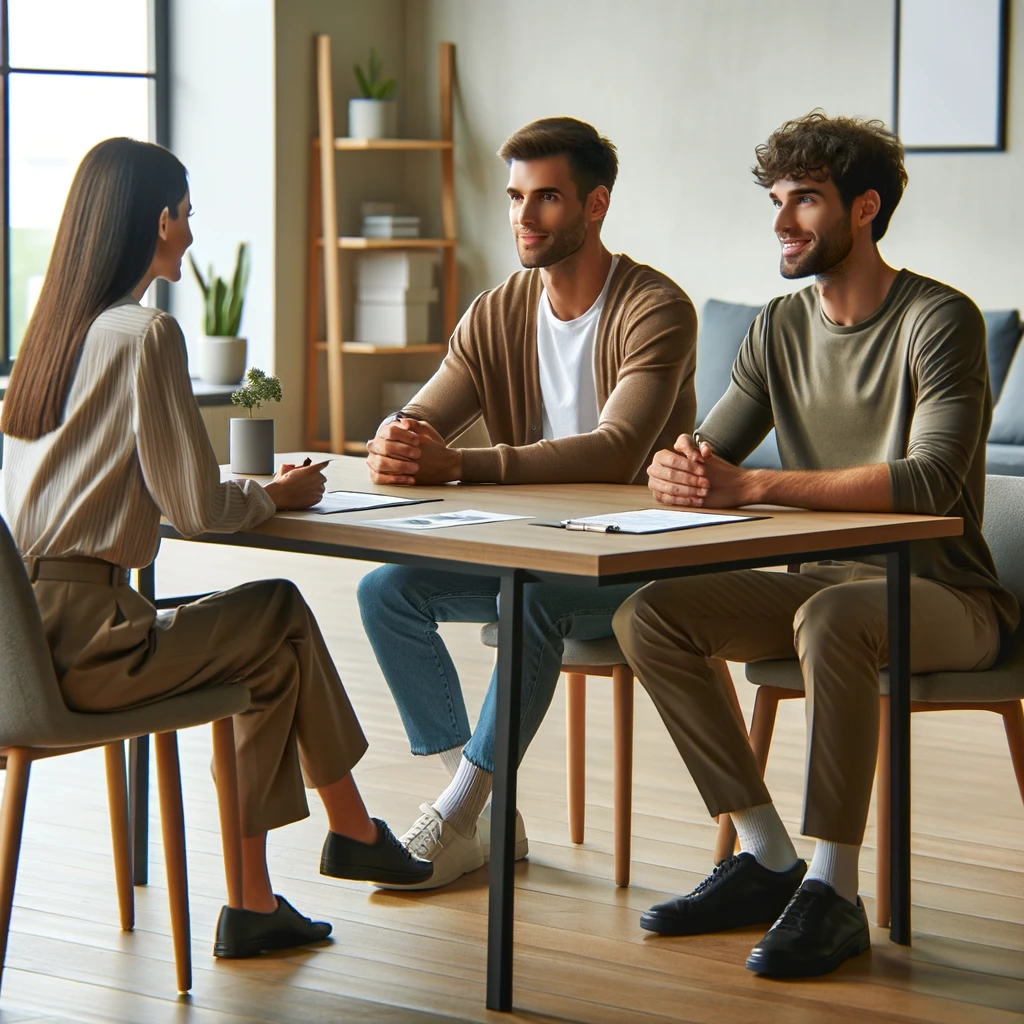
[356,565,641,772]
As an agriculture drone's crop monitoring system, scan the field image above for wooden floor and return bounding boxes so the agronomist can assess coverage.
[2,540,1023,1022]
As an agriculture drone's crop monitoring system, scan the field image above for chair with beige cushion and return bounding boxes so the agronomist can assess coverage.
[480,626,636,886]
[714,474,1024,926]
[0,514,248,996]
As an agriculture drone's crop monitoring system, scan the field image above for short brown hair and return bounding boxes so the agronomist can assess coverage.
[752,111,908,241]
[498,117,618,202]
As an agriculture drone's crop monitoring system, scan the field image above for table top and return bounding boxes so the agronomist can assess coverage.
[184,453,967,580]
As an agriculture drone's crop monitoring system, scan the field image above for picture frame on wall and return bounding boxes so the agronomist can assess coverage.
[893,0,1010,152]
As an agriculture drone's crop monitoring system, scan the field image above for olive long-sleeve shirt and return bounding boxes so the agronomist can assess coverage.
[403,254,698,485]
[699,270,1018,632]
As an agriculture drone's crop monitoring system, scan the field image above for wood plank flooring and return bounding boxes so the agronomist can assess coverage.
[2,541,1022,1022]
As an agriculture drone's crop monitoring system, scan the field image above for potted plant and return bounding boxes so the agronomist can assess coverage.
[189,242,251,385]
[349,48,397,139]
[229,367,282,475]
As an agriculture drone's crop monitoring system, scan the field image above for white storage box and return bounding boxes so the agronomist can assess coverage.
[358,286,439,304]
[356,251,436,291]
[355,301,431,345]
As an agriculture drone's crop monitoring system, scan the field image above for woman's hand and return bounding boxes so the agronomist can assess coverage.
[264,461,328,510]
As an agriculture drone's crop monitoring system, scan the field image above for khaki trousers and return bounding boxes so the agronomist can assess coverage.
[612,563,1000,846]
[33,571,368,837]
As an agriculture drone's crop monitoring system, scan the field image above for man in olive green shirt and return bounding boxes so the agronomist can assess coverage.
[613,112,1018,979]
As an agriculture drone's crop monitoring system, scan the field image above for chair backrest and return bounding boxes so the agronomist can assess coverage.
[0,515,74,746]
[983,475,1024,607]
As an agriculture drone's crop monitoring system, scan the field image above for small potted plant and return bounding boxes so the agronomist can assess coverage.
[189,242,251,385]
[349,48,397,139]
[229,367,282,475]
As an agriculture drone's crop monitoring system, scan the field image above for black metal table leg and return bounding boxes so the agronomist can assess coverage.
[487,570,525,1012]
[887,543,912,944]
[130,562,156,886]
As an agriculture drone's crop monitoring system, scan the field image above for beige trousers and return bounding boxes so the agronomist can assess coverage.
[33,570,368,836]
[612,562,1000,846]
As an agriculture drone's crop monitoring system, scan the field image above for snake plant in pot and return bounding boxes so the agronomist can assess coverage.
[189,242,251,385]
[349,48,397,139]
[229,367,282,475]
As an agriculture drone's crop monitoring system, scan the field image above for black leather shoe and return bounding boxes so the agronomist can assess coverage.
[320,818,433,885]
[214,896,332,958]
[745,879,871,977]
[640,853,807,936]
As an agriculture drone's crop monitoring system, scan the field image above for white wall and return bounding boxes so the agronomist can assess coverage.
[170,0,276,459]
[403,0,1024,315]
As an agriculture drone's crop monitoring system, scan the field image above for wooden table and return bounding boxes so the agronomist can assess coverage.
[132,455,962,1012]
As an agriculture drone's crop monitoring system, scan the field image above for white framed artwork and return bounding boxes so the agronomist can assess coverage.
[894,0,1009,151]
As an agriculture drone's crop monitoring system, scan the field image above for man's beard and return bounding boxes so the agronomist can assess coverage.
[516,212,587,268]
[779,216,854,279]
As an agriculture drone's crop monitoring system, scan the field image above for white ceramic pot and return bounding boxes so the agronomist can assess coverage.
[198,336,247,386]
[230,417,274,475]
[348,98,396,140]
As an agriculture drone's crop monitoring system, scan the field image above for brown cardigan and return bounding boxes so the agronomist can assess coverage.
[403,254,697,485]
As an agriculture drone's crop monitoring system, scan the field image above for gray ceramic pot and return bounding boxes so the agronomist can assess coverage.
[229,417,274,475]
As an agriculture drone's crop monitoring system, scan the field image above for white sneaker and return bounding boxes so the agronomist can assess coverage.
[477,804,529,862]
[374,803,485,890]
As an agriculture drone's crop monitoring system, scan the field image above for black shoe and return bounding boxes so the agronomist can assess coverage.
[745,879,871,978]
[214,895,332,958]
[320,818,434,885]
[640,853,807,936]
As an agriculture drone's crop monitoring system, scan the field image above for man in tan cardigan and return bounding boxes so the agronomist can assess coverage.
[357,117,697,889]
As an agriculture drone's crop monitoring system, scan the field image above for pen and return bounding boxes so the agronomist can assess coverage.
[564,521,621,533]
[301,457,312,467]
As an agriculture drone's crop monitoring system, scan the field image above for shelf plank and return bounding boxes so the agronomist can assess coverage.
[329,137,453,151]
[315,237,455,250]
[342,440,369,454]
[314,341,448,355]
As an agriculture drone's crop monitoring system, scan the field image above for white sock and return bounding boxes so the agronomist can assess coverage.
[438,745,465,779]
[805,841,860,905]
[730,803,800,873]
[433,756,492,836]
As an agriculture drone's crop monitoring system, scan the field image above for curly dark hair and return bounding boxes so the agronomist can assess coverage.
[753,111,908,241]
[498,117,618,202]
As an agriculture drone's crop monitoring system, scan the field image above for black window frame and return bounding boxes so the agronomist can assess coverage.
[0,0,169,375]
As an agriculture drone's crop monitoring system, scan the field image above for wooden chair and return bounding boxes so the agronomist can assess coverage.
[480,622,739,887]
[0,515,248,997]
[714,474,1024,926]
[480,626,635,885]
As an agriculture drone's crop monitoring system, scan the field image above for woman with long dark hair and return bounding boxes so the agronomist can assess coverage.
[1,138,431,958]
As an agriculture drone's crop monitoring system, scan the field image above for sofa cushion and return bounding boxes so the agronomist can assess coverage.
[695,299,762,423]
[989,345,1024,445]
[984,309,1022,403]
[742,430,783,470]
[986,443,1024,476]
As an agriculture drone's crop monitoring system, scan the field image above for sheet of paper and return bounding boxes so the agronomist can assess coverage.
[307,491,440,516]
[564,509,758,534]
[358,509,531,531]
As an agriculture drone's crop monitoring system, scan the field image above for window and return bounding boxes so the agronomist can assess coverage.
[0,0,169,373]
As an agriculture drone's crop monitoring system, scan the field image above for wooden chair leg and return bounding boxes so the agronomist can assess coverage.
[612,665,634,887]
[0,749,31,996]
[1000,700,1024,806]
[875,695,891,928]
[713,686,782,865]
[211,718,243,909]
[104,741,135,931]
[154,732,192,994]
[566,673,586,845]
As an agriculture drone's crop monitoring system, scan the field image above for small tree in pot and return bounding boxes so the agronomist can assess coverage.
[189,242,251,385]
[349,48,397,139]
[229,367,282,475]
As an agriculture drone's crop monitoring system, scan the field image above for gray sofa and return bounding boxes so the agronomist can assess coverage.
[695,300,1024,475]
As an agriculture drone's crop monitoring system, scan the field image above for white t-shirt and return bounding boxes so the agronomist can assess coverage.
[537,255,619,440]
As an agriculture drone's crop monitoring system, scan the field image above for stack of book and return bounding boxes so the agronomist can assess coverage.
[355,252,438,346]
[362,214,421,239]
